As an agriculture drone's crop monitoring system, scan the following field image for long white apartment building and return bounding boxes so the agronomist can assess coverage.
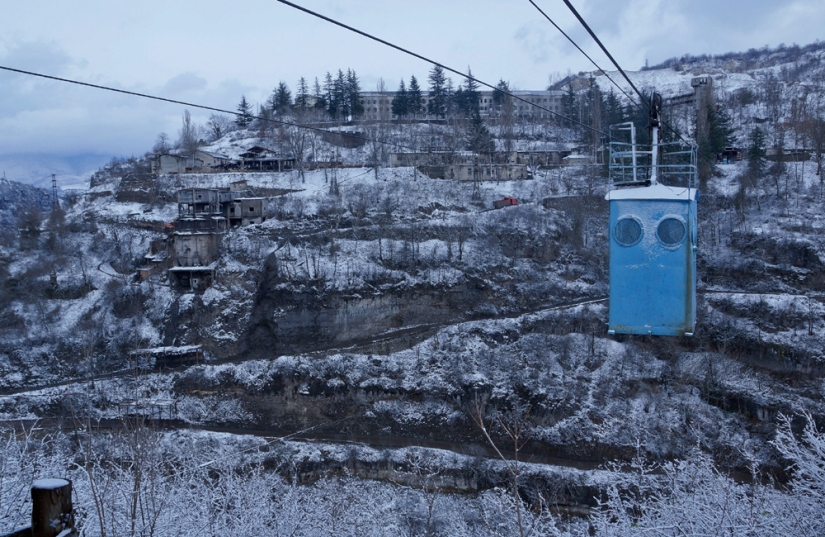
[360,89,564,121]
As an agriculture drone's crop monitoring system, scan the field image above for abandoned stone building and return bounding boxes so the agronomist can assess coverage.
[136,186,269,291]
[227,198,265,226]
[170,187,265,290]
[438,163,530,181]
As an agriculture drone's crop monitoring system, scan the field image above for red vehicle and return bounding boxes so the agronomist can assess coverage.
[493,196,519,209]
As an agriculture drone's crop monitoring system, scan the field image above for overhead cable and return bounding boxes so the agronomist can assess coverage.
[557,0,717,168]
[559,0,649,109]
[0,64,416,152]
[527,0,639,107]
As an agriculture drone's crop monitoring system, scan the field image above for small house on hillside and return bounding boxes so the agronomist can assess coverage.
[239,146,296,172]
[194,149,232,170]
[717,147,743,164]
[151,154,203,174]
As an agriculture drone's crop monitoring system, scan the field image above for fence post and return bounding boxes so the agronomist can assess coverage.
[31,479,74,537]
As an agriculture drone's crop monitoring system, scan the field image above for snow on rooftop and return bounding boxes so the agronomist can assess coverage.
[606,183,697,201]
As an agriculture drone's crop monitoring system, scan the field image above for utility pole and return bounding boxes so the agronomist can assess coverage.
[51,174,60,210]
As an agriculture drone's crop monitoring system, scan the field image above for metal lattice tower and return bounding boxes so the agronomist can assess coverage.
[52,174,60,209]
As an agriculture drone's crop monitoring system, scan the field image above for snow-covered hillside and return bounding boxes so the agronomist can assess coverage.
[2,40,825,535]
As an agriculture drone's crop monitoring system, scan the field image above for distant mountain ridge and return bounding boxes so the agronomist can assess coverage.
[643,41,825,73]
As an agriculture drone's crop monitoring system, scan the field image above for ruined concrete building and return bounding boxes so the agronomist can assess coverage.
[136,185,268,291]
[169,187,267,290]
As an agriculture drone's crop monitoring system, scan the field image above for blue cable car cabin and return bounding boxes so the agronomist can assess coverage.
[606,97,698,337]
[607,184,697,336]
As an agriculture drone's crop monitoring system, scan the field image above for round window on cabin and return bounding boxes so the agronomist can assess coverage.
[614,217,643,246]
[657,217,686,246]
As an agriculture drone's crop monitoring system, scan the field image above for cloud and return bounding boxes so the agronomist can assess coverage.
[2,0,825,161]
[0,38,83,75]
[0,38,260,157]
[162,72,208,96]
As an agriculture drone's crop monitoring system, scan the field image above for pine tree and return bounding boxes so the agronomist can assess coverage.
[407,76,423,117]
[454,68,480,117]
[466,109,495,154]
[332,69,347,119]
[605,89,624,127]
[444,78,456,117]
[346,69,364,118]
[492,79,509,110]
[391,79,408,118]
[325,71,339,119]
[313,77,327,112]
[427,65,449,118]
[561,84,577,130]
[295,77,310,109]
[747,126,767,178]
[580,76,601,152]
[496,80,515,152]
[464,68,480,113]
[271,82,292,115]
[708,105,735,155]
[697,103,735,185]
[236,95,253,128]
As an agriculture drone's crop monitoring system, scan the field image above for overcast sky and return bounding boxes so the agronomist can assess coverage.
[1,0,823,160]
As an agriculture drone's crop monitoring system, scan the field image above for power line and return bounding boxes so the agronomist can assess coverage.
[275,0,609,137]
[527,0,639,107]
[0,64,416,153]
[558,0,713,167]
[559,0,649,110]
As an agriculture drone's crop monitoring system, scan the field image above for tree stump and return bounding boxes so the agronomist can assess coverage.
[31,479,74,537]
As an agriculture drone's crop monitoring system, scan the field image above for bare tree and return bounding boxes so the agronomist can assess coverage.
[278,108,310,183]
[205,114,234,142]
[152,133,171,154]
[368,78,391,180]
[177,110,199,156]
[470,397,533,537]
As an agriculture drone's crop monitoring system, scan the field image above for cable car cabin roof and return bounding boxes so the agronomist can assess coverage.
[606,183,697,201]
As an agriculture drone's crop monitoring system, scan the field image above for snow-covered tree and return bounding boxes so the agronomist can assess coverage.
[295,77,310,109]
[391,79,408,118]
[270,81,292,116]
[407,75,423,117]
[427,65,449,118]
[235,95,253,128]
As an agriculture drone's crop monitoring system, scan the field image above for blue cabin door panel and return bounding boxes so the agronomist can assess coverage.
[608,198,696,336]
